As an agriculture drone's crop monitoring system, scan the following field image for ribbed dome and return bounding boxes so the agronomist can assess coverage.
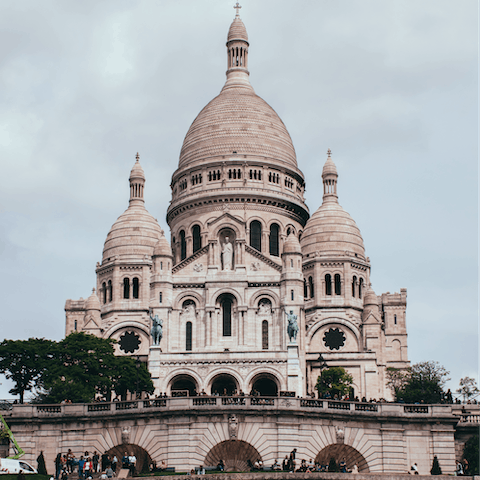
[102,204,163,262]
[283,233,302,254]
[179,88,297,169]
[300,202,366,259]
[130,156,145,180]
[86,288,101,311]
[153,234,172,257]
[322,155,337,176]
[228,16,248,42]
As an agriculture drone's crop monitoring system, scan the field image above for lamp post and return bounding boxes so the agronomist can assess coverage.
[136,356,140,400]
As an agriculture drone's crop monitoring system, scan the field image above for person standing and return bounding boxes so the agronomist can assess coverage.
[92,452,99,473]
[111,456,118,474]
[55,453,62,480]
[78,456,85,480]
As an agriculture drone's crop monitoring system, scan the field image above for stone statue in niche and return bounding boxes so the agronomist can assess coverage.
[285,310,299,342]
[150,311,163,346]
[228,414,238,439]
[258,299,272,316]
[221,236,234,271]
[335,426,345,444]
[180,301,196,323]
[121,426,130,444]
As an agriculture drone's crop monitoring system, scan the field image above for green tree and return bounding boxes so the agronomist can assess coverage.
[111,355,154,400]
[463,435,479,475]
[394,361,449,404]
[430,455,442,475]
[456,377,479,403]
[0,338,54,403]
[42,332,154,403]
[315,367,353,399]
[386,367,410,398]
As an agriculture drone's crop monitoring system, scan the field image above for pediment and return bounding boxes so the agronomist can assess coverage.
[363,312,381,325]
[172,244,209,274]
[207,211,245,228]
[245,245,282,273]
[83,315,101,331]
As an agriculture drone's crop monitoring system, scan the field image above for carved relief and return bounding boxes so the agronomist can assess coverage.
[193,263,203,272]
[121,426,130,444]
[228,414,238,439]
[336,426,345,444]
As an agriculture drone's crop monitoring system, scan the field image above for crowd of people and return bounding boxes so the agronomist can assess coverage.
[54,450,138,480]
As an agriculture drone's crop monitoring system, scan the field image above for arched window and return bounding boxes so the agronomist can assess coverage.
[394,314,397,325]
[179,230,186,260]
[309,276,314,299]
[221,296,233,337]
[304,279,308,299]
[325,274,332,296]
[359,278,364,298]
[192,225,201,253]
[159,292,163,303]
[132,277,139,299]
[352,276,357,297]
[262,320,269,350]
[186,322,192,351]
[250,220,262,252]
[74,319,77,331]
[334,274,341,295]
[123,278,130,299]
[269,223,279,256]
[108,280,112,302]
[290,290,294,301]
[102,282,107,304]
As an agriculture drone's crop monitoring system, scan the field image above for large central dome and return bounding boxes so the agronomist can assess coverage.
[179,88,298,169]
[177,13,297,171]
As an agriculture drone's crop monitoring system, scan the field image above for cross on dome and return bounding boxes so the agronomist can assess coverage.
[234,2,241,17]
[135,152,140,162]
[327,148,332,157]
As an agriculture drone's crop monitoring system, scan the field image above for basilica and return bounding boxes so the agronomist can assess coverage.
[65,8,409,401]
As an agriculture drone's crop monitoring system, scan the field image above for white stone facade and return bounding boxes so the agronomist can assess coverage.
[65,12,409,401]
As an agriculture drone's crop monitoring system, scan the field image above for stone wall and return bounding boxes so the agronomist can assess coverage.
[1,399,461,476]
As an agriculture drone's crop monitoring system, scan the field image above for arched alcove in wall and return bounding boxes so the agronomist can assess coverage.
[315,444,369,472]
[205,440,261,472]
[169,374,198,396]
[210,373,238,396]
[103,444,152,475]
[250,373,279,396]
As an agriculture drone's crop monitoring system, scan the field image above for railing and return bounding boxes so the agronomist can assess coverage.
[36,405,61,413]
[88,403,111,412]
[301,399,323,408]
[355,403,378,412]
[222,397,246,406]
[458,414,480,424]
[404,405,429,413]
[328,401,351,410]
[250,397,274,406]
[21,398,454,418]
[193,397,217,406]
[115,401,138,410]
[144,399,167,408]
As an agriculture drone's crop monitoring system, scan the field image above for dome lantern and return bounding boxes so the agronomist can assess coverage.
[129,152,146,205]
[322,149,338,203]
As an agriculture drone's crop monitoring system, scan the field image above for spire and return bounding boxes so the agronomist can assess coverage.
[223,3,252,91]
[322,148,338,203]
[129,152,145,205]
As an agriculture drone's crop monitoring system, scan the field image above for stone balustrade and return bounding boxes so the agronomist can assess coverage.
[3,397,461,420]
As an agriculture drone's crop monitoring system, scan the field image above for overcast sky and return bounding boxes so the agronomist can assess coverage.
[0,0,478,399]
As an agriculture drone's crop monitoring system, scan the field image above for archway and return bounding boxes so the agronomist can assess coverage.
[205,440,261,472]
[210,374,238,396]
[103,444,152,475]
[315,444,369,472]
[170,374,198,396]
[251,373,279,396]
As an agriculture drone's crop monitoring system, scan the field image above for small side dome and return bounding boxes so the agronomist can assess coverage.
[86,288,101,311]
[227,16,248,43]
[364,285,379,307]
[282,233,302,254]
[300,202,366,259]
[153,234,172,257]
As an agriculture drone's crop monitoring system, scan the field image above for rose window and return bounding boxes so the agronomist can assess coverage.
[119,331,141,353]
[323,328,346,350]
